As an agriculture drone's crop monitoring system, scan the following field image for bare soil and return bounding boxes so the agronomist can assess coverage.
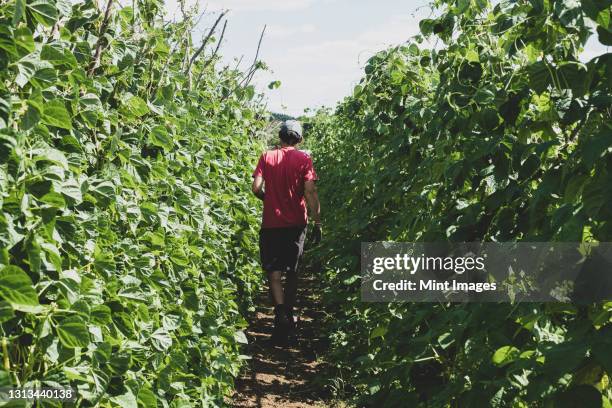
[231,273,332,408]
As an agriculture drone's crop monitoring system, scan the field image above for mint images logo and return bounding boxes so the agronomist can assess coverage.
[371,253,495,293]
[361,242,612,303]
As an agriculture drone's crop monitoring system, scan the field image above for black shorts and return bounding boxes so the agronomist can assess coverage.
[259,226,307,273]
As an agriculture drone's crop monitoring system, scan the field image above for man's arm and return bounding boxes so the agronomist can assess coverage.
[252,176,265,201]
[304,180,321,224]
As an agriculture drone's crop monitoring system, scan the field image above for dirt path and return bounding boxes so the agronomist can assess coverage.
[231,272,331,408]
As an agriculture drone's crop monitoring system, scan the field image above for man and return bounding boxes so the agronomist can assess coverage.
[251,120,322,345]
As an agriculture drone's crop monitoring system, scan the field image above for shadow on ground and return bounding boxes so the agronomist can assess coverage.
[231,272,331,408]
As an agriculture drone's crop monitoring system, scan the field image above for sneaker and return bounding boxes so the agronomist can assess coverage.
[286,306,297,332]
[270,305,290,346]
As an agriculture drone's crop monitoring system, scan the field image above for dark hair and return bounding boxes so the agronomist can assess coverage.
[279,129,301,146]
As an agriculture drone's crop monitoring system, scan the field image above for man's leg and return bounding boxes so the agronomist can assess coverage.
[284,226,307,331]
[267,269,290,344]
[284,271,297,313]
[267,270,284,306]
[261,229,289,343]
[284,271,298,333]
[261,229,284,307]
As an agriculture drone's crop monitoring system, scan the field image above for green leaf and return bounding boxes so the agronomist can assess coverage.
[557,61,590,97]
[140,203,158,224]
[0,265,40,313]
[0,213,24,249]
[21,103,40,130]
[123,95,149,117]
[145,231,164,247]
[110,390,137,408]
[0,94,10,129]
[90,305,111,325]
[596,8,610,29]
[31,144,68,169]
[268,80,281,89]
[243,85,255,101]
[542,342,588,377]
[170,248,189,266]
[492,346,520,367]
[0,370,11,387]
[79,93,102,111]
[94,252,115,276]
[419,18,435,36]
[582,126,612,167]
[591,329,612,375]
[41,100,72,130]
[597,26,612,46]
[151,329,172,351]
[234,330,248,344]
[41,44,77,67]
[39,192,66,208]
[91,181,115,207]
[55,0,71,17]
[370,325,387,339]
[456,0,470,13]
[15,55,41,87]
[465,48,480,63]
[31,65,56,87]
[57,316,90,348]
[14,26,35,54]
[109,351,131,375]
[152,37,169,55]
[527,61,553,93]
[27,0,59,27]
[13,0,26,25]
[59,179,83,203]
[137,388,157,408]
[162,314,180,331]
[0,301,15,323]
[41,242,61,271]
[149,125,173,150]
[79,109,98,127]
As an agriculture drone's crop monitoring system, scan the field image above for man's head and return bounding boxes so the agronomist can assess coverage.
[279,120,303,146]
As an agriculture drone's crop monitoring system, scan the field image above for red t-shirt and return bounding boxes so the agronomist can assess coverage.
[252,147,318,228]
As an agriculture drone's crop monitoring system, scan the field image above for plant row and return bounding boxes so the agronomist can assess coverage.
[306,0,612,406]
[0,0,266,405]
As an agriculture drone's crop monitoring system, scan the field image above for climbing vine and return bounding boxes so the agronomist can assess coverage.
[0,0,267,405]
[307,0,612,405]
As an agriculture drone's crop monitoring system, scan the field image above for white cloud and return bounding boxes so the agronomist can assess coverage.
[267,24,316,38]
[163,0,323,21]
[206,0,317,12]
[259,11,431,115]
[157,0,432,115]
[163,0,199,20]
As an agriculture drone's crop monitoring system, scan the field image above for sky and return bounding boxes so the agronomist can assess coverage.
[164,0,609,117]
